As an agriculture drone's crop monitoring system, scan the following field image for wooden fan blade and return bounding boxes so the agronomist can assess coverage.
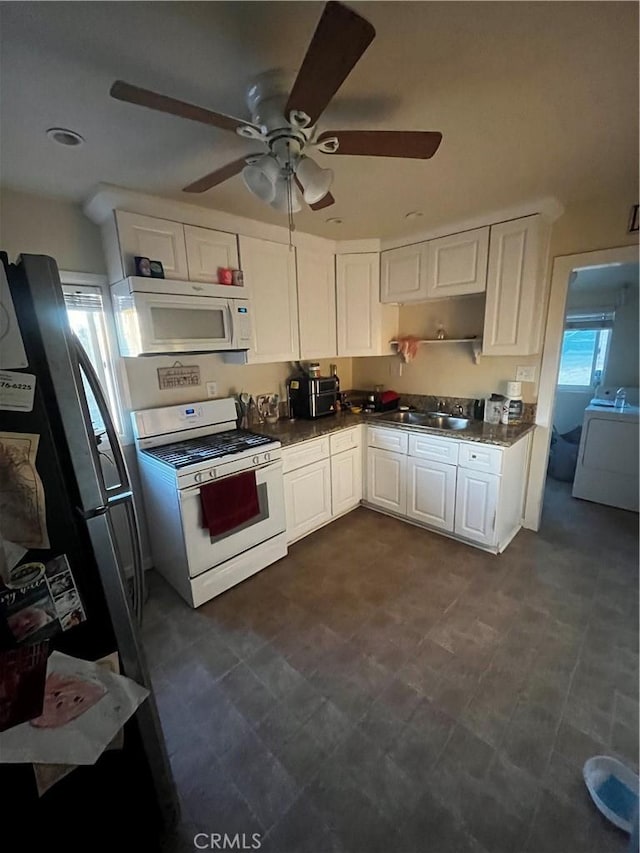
[310,192,335,211]
[110,81,251,133]
[183,156,257,193]
[285,2,375,126]
[318,130,443,159]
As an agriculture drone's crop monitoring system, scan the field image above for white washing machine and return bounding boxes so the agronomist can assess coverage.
[572,402,639,511]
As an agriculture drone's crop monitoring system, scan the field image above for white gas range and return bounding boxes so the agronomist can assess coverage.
[132,398,287,607]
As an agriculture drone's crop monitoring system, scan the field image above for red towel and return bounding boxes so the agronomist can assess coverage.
[199,470,260,536]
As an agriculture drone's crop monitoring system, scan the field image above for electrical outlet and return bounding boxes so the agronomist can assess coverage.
[206,381,218,397]
[516,365,537,383]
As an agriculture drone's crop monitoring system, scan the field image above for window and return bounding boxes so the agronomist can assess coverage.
[557,308,614,390]
[63,284,124,435]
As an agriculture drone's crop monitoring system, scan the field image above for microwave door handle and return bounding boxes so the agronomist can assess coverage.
[72,333,131,496]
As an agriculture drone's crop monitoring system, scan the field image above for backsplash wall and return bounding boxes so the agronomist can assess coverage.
[124,355,353,412]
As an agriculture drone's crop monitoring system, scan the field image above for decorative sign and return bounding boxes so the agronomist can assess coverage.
[157,364,201,391]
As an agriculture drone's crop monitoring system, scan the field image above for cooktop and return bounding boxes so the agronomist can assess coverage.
[141,429,276,469]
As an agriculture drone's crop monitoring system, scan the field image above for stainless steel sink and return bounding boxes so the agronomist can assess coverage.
[377,411,470,430]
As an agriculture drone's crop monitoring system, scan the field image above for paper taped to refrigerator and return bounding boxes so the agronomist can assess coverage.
[0,264,28,369]
[0,651,149,765]
[0,432,49,549]
[0,370,36,412]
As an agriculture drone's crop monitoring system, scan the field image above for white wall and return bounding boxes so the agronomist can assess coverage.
[124,355,353,413]
[352,294,540,402]
[0,187,106,273]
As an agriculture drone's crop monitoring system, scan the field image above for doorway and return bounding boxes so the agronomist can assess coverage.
[524,245,639,530]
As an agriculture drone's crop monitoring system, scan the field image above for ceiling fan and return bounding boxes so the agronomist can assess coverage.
[110,1,442,214]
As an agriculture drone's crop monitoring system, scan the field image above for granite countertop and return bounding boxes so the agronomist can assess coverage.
[255,411,367,447]
[365,414,535,447]
[254,410,534,449]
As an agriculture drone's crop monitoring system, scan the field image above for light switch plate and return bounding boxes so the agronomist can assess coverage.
[206,381,218,397]
[516,365,537,383]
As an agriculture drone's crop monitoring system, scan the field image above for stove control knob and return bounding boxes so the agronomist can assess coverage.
[194,472,203,483]
[209,470,215,479]
[264,452,271,462]
[252,456,259,465]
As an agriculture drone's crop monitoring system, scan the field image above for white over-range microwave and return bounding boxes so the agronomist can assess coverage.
[111,277,253,356]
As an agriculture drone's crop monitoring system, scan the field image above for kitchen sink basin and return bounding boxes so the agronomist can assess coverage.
[377,411,470,430]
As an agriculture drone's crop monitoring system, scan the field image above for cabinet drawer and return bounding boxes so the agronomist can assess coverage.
[330,426,361,456]
[458,442,503,475]
[367,426,408,454]
[282,437,330,474]
[408,434,459,464]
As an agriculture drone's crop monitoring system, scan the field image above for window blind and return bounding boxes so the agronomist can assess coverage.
[62,285,103,313]
[564,308,615,331]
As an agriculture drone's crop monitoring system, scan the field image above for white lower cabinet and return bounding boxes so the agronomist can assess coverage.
[366,447,407,515]
[407,458,456,532]
[331,446,362,517]
[284,458,332,544]
[454,468,499,546]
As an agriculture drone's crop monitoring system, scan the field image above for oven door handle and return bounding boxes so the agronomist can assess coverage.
[178,460,282,496]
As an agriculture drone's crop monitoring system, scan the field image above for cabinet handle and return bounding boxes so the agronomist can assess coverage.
[471,454,477,459]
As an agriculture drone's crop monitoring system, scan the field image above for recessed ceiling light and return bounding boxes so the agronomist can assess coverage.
[326,217,343,224]
[46,128,85,147]
[405,211,423,220]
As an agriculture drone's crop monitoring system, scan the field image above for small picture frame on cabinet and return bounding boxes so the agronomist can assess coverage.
[149,260,165,278]
[134,256,152,276]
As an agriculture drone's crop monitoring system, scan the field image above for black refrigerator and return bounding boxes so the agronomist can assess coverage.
[0,253,179,843]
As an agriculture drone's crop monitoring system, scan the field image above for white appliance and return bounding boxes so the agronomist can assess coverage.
[572,402,639,511]
[111,276,252,356]
[132,398,287,607]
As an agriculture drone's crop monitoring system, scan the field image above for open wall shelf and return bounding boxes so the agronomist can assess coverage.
[390,337,483,364]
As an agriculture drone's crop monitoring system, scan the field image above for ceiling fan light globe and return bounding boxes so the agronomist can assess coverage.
[296,156,334,204]
[242,164,276,203]
[270,177,302,213]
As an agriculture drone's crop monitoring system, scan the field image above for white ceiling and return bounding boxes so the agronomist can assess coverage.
[1,1,638,239]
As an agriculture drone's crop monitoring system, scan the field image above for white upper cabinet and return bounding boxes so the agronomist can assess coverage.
[116,211,189,280]
[426,227,489,298]
[483,215,550,356]
[184,225,239,283]
[296,248,337,359]
[336,253,398,357]
[239,235,299,363]
[380,242,429,303]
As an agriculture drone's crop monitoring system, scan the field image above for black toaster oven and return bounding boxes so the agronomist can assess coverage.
[287,375,338,419]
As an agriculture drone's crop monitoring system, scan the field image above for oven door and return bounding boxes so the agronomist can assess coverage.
[179,460,286,578]
[132,291,234,354]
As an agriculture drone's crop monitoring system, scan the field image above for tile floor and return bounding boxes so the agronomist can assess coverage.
[145,479,638,853]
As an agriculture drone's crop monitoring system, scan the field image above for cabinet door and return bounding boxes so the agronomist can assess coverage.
[407,458,456,532]
[296,248,337,359]
[284,459,332,543]
[426,227,489,298]
[116,211,188,280]
[380,243,429,303]
[184,225,239,283]
[454,468,499,546]
[239,236,299,363]
[483,215,544,355]
[366,447,407,515]
[336,253,381,356]
[331,447,362,517]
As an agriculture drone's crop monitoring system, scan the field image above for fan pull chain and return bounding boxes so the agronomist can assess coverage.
[286,142,295,250]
